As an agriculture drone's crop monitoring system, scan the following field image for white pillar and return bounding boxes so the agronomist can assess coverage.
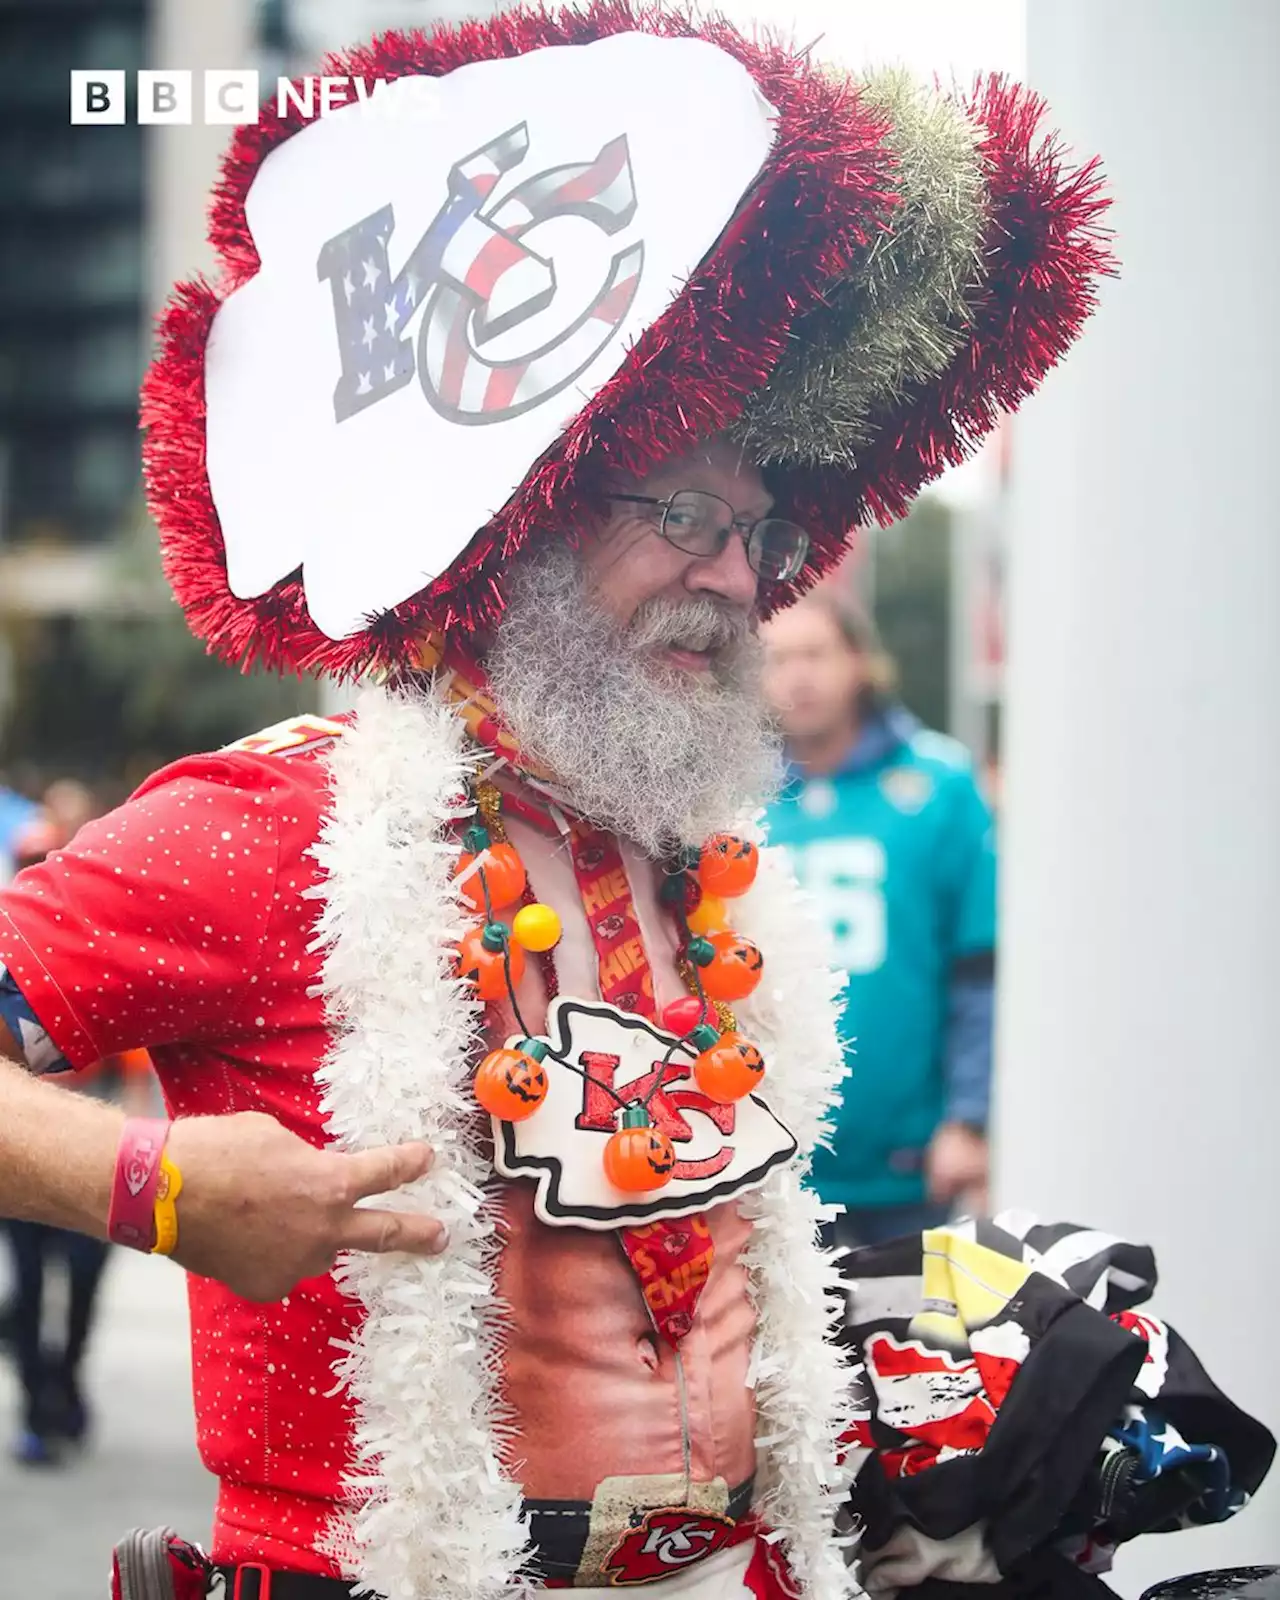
[995,2,1280,1590]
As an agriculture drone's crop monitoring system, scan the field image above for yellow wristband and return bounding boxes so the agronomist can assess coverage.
[151,1151,183,1257]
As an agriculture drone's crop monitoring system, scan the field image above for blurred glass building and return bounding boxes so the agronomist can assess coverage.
[0,1,150,782]
[0,0,503,786]
[0,3,147,548]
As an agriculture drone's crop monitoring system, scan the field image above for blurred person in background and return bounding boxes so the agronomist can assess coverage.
[763,589,997,1247]
[0,780,47,1339]
[3,788,157,1466]
[0,777,39,885]
[5,1051,155,1465]
[41,777,97,847]
[0,779,39,1337]
[0,777,97,868]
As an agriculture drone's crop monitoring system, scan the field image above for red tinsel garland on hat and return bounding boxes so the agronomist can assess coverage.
[140,1,1113,681]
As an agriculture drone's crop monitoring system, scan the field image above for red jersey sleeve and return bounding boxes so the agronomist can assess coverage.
[0,752,299,1070]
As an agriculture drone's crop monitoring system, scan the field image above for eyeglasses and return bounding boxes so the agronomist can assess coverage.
[609,490,810,583]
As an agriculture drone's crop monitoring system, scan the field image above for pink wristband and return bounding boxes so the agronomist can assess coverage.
[108,1117,172,1251]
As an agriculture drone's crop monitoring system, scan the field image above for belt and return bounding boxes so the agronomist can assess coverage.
[210,1568,370,1600]
[213,1476,756,1595]
[527,1476,756,1582]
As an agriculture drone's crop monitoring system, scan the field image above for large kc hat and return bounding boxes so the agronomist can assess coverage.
[142,1,1112,679]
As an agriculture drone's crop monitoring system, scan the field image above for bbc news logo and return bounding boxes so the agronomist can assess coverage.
[69,70,443,126]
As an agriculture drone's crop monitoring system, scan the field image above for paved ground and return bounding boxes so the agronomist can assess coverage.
[0,1246,216,1597]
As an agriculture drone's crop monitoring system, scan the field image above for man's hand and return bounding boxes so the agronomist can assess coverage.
[0,1050,447,1304]
[167,1113,446,1303]
[925,1122,988,1209]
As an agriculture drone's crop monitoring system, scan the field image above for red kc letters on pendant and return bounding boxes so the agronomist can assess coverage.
[576,1051,736,1181]
[490,997,796,1234]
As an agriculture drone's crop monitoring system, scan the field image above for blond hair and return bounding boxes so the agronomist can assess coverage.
[799,586,899,711]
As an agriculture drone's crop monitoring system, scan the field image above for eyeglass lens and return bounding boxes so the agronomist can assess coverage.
[662,491,808,582]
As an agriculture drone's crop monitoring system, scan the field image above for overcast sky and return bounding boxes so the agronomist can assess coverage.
[292,0,1025,81]
[724,0,1025,80]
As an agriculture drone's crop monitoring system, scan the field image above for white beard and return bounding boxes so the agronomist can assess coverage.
[485,546,783,856]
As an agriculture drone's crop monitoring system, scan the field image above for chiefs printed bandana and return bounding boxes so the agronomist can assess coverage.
[566,819,656,1021]
[565,820,716,1348]
[425,634,718,1347]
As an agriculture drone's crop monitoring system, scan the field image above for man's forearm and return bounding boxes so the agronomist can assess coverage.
[0,1048,121,1236]
[0,1029,449,1303]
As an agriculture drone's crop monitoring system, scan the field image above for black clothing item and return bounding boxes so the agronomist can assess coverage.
[838,1215,1275,1596]
[5,1217,110,1437]
[1141,1571,1280,1600]
[211,1569,367,1599]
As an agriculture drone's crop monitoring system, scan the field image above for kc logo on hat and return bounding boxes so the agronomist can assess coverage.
[319,122,642,427]
[203,35,777,642]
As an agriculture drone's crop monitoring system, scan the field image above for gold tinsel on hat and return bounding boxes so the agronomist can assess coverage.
[734,70,986,468]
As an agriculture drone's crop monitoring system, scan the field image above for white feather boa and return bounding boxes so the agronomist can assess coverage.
[733,845,861,1600]
[310,683,860,1600]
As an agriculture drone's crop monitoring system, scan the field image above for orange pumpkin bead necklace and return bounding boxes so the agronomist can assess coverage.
[454,833,526,913]
[453,792,770,1191]
[603,1104,677,1192]
[472,1039,551,1122]
[625,838,771,1123]
[454,803,644,1183]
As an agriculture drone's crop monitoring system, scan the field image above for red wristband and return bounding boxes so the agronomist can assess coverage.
[108,1117,172,1251]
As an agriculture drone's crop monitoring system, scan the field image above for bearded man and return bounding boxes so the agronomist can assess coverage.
[0,8,1118,1599]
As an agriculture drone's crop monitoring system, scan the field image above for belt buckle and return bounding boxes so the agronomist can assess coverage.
[233,1566,272,1600]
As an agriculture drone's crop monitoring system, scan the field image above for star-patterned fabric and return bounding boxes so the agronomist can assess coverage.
[1101,1401,1251,1536]
[0,966,69,1075]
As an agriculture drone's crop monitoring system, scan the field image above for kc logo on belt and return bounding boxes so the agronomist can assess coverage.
[605,1509,738,1585]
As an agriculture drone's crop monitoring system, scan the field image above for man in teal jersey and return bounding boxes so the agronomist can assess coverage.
[763,588,996,1247]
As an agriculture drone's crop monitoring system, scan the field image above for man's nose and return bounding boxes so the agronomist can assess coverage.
[684,528,759,610]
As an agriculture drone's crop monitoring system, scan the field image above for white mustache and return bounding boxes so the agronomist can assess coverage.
[626,599,751,655]
[489,543,781,855]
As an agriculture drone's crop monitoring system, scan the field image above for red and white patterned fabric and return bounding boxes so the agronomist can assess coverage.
[0,721,758,1580]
